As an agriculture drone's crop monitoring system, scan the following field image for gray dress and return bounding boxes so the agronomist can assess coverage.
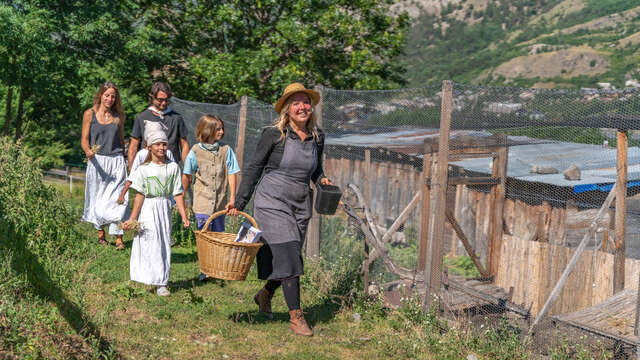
[253,135,318,280]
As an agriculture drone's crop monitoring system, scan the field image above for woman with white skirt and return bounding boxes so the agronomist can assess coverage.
[81,81,129,250]
[123,126,190,296]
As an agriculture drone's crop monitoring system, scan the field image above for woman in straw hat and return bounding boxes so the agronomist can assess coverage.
[229,83,332,336]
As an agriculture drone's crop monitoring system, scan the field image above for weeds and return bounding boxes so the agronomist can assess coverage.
[182,288,204,305]
[549,335,613,360]
[111,282,145,300]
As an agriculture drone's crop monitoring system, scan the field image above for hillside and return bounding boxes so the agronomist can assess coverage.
[401,0,640,89]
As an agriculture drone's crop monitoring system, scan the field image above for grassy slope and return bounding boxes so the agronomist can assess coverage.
[3,180,613,359]
[83,241,404,359]
[37,183,435,359]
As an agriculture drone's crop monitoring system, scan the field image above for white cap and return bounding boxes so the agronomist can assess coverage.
[144,121,168,146]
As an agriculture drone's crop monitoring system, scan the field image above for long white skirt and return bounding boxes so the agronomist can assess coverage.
[82,154,129,235]
[130,197,172,286]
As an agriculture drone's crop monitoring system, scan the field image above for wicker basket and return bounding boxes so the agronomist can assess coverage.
[196,210,263,281]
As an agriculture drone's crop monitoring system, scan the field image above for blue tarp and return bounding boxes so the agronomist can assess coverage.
[573,181,640,194]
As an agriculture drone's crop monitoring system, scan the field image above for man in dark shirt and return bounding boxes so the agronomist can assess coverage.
[128,82,189,171]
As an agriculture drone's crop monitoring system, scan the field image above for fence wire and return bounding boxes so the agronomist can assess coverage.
[171,82,640,349]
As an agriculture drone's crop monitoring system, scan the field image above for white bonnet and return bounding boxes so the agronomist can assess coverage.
[144,120,168,146]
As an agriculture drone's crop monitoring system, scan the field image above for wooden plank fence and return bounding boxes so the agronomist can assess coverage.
[495,234,640,316]
[323,156,423,230]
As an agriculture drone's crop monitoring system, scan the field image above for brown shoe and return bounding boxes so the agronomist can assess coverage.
[289,309,313,336]
[254,288,274,319]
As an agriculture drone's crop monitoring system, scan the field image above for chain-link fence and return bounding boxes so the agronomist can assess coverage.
[172,81,640,349]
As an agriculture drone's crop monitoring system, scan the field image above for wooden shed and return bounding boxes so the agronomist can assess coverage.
[325,129,640,317]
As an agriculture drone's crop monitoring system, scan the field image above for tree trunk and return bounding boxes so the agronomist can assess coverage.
[14,87,25,140]
[4,86,13,136]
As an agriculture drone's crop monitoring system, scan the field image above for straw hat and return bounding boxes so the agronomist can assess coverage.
[274,83,320,114]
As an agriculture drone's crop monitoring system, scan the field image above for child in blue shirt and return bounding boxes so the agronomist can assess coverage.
[181,114,240,281]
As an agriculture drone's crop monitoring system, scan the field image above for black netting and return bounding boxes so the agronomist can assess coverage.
[452,83,640,130]
[170,83,640,348]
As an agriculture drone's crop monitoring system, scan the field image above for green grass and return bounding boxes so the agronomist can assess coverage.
[70,216,431,359]
[0,136,615,358]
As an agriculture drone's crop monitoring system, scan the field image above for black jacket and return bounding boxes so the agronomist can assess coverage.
[235,125,325,211]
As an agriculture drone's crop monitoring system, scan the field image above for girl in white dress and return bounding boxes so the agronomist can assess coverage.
[123,126,190,296]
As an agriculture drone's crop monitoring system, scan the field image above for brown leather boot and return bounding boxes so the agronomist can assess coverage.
[254,288,274,319]
[289,309,313,336]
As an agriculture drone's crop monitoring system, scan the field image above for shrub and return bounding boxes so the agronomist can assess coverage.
[0,138,99,357]
[0,138,83,287]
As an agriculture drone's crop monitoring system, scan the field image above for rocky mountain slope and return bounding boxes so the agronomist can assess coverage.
[400,0,640,89]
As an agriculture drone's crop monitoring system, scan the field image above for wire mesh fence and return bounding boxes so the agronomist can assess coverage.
[171,81,640,347]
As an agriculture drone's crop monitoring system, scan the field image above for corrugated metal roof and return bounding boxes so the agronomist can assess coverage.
[326,129,640,192]
[452,143,640,192]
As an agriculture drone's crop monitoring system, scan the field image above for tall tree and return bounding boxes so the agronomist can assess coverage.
[0,1,148,164]
[136,0,409,103]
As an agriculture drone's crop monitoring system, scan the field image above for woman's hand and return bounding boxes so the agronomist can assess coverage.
[182,216,190,228]
[122,219,133,230]
[85,150,95,160]
[226,202,238,216]
[320,177,333,186]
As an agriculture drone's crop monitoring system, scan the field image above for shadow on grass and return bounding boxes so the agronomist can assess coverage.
[168,277,205,291]
[171,251,199,264]
[227,295,342,326]
[0,231,121,359]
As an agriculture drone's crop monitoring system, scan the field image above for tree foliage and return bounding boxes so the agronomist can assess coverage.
[138,0,408,103]
[0,0,408,165]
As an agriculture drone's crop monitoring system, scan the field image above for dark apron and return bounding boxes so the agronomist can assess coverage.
[253,135,318,280]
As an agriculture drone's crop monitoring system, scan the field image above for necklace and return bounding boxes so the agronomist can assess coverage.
[96,108,112,124]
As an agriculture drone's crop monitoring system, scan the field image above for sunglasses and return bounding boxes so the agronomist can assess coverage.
[155,97,169,103]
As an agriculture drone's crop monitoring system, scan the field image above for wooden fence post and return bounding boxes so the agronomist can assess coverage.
[66,166,72,193]
[363,149,372,293]
[614,129,628,293]
[418,142,432,269]
[423,80,452,311]
[306,85,324,258]
[235,96,248,184]
[488,139,508,276]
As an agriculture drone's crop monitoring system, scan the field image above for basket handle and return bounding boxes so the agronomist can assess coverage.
[200,210,259,231]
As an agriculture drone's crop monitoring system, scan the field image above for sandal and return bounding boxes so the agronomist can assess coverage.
[98,238,108,245]
[115,240,125,250]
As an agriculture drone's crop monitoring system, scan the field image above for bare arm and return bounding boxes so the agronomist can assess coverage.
[118,114,126,158]
[174,193,190,228]
[128,137,140,172]
[180,137,189,164]
[117,180,131,204]
[122,192,145,230]
[182,174,192,193]
[226,173,239,215]
[228,173,237,205]
[81,109,94,159]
